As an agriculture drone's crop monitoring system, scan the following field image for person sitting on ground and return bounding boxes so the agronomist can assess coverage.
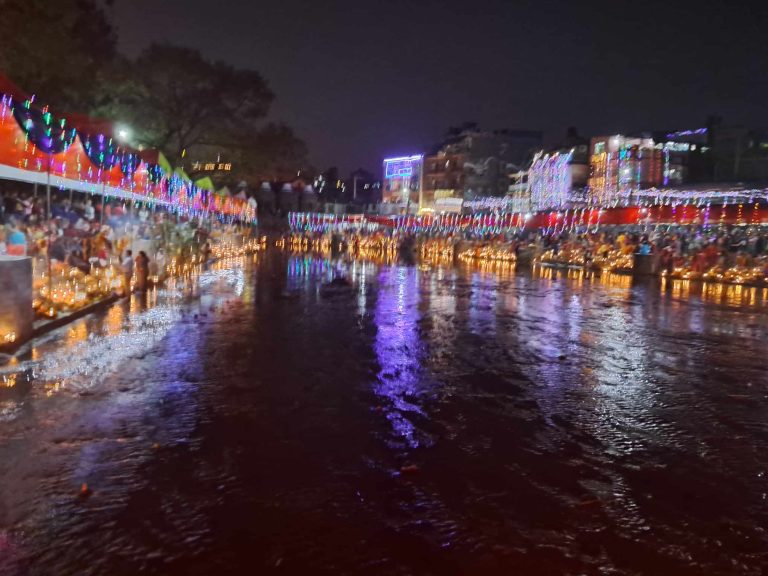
[6,221,27,256]
[637,238,652,256]
[67,249,90,274]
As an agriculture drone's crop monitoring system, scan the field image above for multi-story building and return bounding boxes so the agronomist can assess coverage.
[705,118,768,182]
[382,155,422,213]
[505,168,530,213]
[588,135,663,205]
[589,128,719,205]
[526,128,590,211]
[738,128,768,181]
[348,168,381,205]
[653,127,712,185]
[420,125,542,212]
[528,151,576,211]
[420,151,466,211]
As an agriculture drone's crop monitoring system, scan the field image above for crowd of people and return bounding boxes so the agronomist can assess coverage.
[532,226,768,276]
[0,187,216,296]
[286,224,768,284]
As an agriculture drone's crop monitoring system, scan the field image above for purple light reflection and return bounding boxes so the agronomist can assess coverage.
[373,266,428,449]
[285,255,333,292]
[468,272,498,336]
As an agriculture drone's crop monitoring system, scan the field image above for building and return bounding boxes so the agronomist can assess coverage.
[526,128,590,211]
[420,150,466,211]
[589,127,719,205]
[650,120,768,185]
[348,168,381,205]
[738,128,768,181]
[528,151,575,211]
[588,135,663,205]
[505,169,530,213]
[420,124,542,212]
[653,127,712,185]
[315,167,346,203]
[705,118,768,182]
[382,155,423,213]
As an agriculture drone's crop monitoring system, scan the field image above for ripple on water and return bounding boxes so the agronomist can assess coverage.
[2,256,768,575]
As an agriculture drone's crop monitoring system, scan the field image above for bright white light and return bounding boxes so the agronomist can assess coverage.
[116,126,132,142]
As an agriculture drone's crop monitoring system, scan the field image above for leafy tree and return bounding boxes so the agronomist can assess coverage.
[95,44,307,187]
[0,0,116,109]
[227,122,308,183]
[0,8,307,188]
[133,45,272,161]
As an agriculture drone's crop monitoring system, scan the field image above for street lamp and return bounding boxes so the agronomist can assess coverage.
[116,126,132,143]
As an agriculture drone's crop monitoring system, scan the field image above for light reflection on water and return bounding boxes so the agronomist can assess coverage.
[0,261,250,405]
[667,277,768,308]
[373,266,430,450]
[1,252,767,575]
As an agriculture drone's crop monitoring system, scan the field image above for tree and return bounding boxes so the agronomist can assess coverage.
[0,0,116,109]
[95,44,306,187]
[228,123,308,183]
[0,9,308,188]
[94,45,267,155]
[132,45,272,161]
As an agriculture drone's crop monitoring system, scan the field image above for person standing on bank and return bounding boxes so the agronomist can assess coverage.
[121,249,134,294]
[135,251,150,292]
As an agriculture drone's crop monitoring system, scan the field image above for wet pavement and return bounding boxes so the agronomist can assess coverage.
[1,252,768,575]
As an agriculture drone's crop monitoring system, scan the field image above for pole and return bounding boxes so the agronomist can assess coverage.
[46,161,51,220]
[100,182,106,226]
[418,156,424,213]
[47,233,52,305]
[45,170,51,220]
[46,209,53,303]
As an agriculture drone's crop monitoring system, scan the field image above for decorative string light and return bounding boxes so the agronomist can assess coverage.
[528,150,572,210]
[0,95,256,224]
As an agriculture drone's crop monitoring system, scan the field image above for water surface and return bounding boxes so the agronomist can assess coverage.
[1,253,767,575]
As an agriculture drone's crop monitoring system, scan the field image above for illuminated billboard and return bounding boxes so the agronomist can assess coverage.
[382,155,423,207]
[384,156,420,178]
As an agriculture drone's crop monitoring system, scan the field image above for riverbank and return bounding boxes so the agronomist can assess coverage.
[0,234,262,355]
[275,233,768,288]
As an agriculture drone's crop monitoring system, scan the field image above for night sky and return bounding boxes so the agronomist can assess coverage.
[114,0,767,174]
